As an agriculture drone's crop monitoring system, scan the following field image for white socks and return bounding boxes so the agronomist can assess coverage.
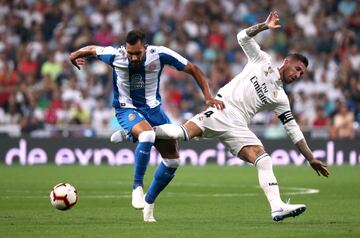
[154,124,189,140]
[162,158,181,168]
[255,153,283,211]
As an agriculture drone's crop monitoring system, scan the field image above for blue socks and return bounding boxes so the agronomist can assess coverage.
[145,162,177,204]
[132,131,178,204]
[133,141,153,189]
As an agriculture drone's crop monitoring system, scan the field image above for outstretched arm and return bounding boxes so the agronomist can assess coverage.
[276,94,329,177]
[69,45,97,70]
[281,114,330,177]
[295,139,330,177]
[183,62,225,110]
[157,46,224,109]
[237,11,281,62]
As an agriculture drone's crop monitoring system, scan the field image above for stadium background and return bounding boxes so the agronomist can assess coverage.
[1,1,360,238]
[0,0,359,140]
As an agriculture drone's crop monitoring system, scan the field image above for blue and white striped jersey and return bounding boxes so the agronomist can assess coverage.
[96,45,188,109]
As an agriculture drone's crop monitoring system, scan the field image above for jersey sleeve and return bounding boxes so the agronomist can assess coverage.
[158,46,188,71]
[273,92,305,144]
[237,29,269,63]
[96,46,118,66]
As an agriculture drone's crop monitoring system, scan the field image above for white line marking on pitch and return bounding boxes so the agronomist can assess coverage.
[1,186,319,199]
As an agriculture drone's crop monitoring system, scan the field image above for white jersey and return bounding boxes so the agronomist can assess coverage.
[96,45,188,109]
[194,30,304,147]
[218,30,291,125]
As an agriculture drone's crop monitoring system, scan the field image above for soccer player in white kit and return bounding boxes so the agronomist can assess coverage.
[153,11,330,221]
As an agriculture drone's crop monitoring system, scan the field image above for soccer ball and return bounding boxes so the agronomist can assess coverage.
[50,183,78,210]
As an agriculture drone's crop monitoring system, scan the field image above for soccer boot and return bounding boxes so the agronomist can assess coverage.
[143,201,156,222]
[272,203,306,221]
[132,186,145,209]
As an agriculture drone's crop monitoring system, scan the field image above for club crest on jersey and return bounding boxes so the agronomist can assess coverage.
[118,48,125,57]
[130,74,145,90]
[264,66,274,76]
[128,113,136,121]
[273,90,278,98]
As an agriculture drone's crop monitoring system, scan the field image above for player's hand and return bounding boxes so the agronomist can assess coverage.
[265,11,281,29]
[69,54,85,70]
[205,98,225,110]
[309,159,330,177]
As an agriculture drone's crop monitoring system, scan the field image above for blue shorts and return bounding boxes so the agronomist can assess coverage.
[115,106,171,142]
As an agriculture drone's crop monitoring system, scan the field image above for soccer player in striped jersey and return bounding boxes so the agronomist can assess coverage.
[69,30,224,222]
[152,11,330,221]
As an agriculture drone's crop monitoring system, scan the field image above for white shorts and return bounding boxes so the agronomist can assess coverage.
[189,108,263,156]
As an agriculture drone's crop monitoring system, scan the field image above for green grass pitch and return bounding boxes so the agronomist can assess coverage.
[0,165,359,238]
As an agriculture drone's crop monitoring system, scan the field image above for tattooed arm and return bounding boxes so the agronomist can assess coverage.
[237,11,281,62]
[246,11,281,37]
[246,22,269,37]
[295,139,330,177]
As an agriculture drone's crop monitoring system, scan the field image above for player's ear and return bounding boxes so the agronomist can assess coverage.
[144,44,148,49]
[283,58,290,66]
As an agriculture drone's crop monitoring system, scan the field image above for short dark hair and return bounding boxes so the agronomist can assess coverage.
[287,53,309,67]
[126,30,146,45]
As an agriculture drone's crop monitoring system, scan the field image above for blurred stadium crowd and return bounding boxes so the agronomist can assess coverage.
[0,0,359,139]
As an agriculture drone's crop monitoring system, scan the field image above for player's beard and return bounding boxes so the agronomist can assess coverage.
[131,61,142,69]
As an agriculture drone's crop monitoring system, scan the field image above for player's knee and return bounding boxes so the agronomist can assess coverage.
[138,130,156,143]
[162,158,180,168]
[250,145,265,156]
[238,145,265,163]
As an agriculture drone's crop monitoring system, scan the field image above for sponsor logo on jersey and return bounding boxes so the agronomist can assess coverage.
[130,74,145,90]
[250,76,268,104]
[128,113,136,121]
